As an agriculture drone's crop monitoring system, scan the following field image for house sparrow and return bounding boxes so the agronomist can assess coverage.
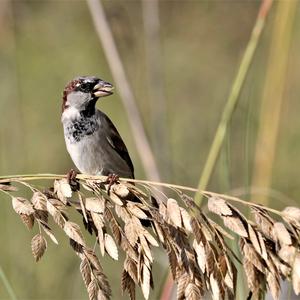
[61,76,134,180]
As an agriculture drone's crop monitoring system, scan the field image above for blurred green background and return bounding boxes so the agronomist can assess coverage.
[0,0,299,299]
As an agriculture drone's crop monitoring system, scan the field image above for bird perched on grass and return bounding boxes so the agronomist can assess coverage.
[61,76,134,181]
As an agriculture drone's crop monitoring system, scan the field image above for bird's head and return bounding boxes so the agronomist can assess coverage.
[62,76,114,113]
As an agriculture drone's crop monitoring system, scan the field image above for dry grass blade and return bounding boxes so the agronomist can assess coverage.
[87,278,98,300]
[31,234,47,262]
[282,206,300,228]
[210,273,222,300]
[293,253,300,295]
[124,256,138,284]
[141,265,151,300]
[185,283,202,300]
[78,193,88,223]
[112,183,129,198]
[127,202,148,220]
[248,224,262,255]
[252,207,275,240]
[41,225,59,244]
[266,271,280,300]
[86,197,105,213]
[208,196,232,216]
[241,241,265,273]
[223,215,248,237]
[243,258,261,295]
[273,222,292,246]
[31,192,47,210]
[180,207,193,232]
[1,174,300,299]
[12,197,34,215]
[64,221,86,246]
[91,212,105,232]
[104,233,118,260]
[176,271,189,299]
[142,229,159,247]
[20,214,34,229]
[46,201,65,228]
[167,198,182,227]
[0,183,18,191]
[166,242,177,279]
[193,240,206,273]
[190,217,206,244]
[54,179,72,203]
[121,270,136,300]
[125,220,138,247]
[80,258,91,288]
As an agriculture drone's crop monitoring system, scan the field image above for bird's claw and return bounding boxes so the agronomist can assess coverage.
[67,169,80,191]
[105,173,119,194]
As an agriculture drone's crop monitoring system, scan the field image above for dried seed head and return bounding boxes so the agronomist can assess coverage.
[31,234,47,262]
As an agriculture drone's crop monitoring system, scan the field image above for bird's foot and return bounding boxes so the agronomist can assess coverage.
[105,173,119,195]
[67,169,80,191]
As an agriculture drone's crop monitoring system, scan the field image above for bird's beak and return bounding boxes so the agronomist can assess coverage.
[93,81,114,97]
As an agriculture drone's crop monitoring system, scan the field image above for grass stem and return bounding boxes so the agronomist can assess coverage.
[194,0,273,206]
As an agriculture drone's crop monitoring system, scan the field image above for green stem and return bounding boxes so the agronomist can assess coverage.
[194,0,273,206]
[0,266,17,300]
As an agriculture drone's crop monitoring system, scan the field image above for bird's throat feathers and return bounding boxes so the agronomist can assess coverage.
[62,110,100,143]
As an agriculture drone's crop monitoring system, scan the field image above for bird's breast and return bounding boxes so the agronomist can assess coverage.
[65,135,103,175]
[63,115,102,174]
[64,115,99,144]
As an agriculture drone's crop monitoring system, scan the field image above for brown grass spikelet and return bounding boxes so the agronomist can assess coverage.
[208,196,232,216]
[185,282,202,300]
[180,207,193,232]
[241,240,265,273]
[31,234,47,262]
[12,196,34,215]
[252,206,275,240]
[125,220,139,246]
[292,253,300,295]
[87,278,98,300]
[248,224,263,256]
[282,206,300,228]
[0,183,18,192]
[46,200,65,228]
[64,221,86,246]
[41,225,58,245]
[273,222,292,246]
[127,202,149,220]
[54,179,72,203]
[266,271,280,300]
[243,258,261,295]
[141,264,151,300]
[121,269,136,300]
[20,213,35,229]
[167,198,182,227]
[104,233,118,260]
[85,197,105,213]
[190,217,206,244]
[111,183,129,198]
[31,191,47,210]
[176,270,189,300]
[80,258,92,288]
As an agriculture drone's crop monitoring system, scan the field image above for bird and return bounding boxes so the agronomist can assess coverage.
[61,76,134,181]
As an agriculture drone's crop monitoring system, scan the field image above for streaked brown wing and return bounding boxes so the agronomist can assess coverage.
[103,114,135,178]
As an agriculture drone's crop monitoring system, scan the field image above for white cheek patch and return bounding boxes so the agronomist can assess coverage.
[61,106,80,122]
[68,91,89,105]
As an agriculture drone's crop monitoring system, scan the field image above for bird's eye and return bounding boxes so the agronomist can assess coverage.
[79,82,91,92]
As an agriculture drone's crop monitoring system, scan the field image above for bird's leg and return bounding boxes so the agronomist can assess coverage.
[67,169,80,191]
[105,173,119,195]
